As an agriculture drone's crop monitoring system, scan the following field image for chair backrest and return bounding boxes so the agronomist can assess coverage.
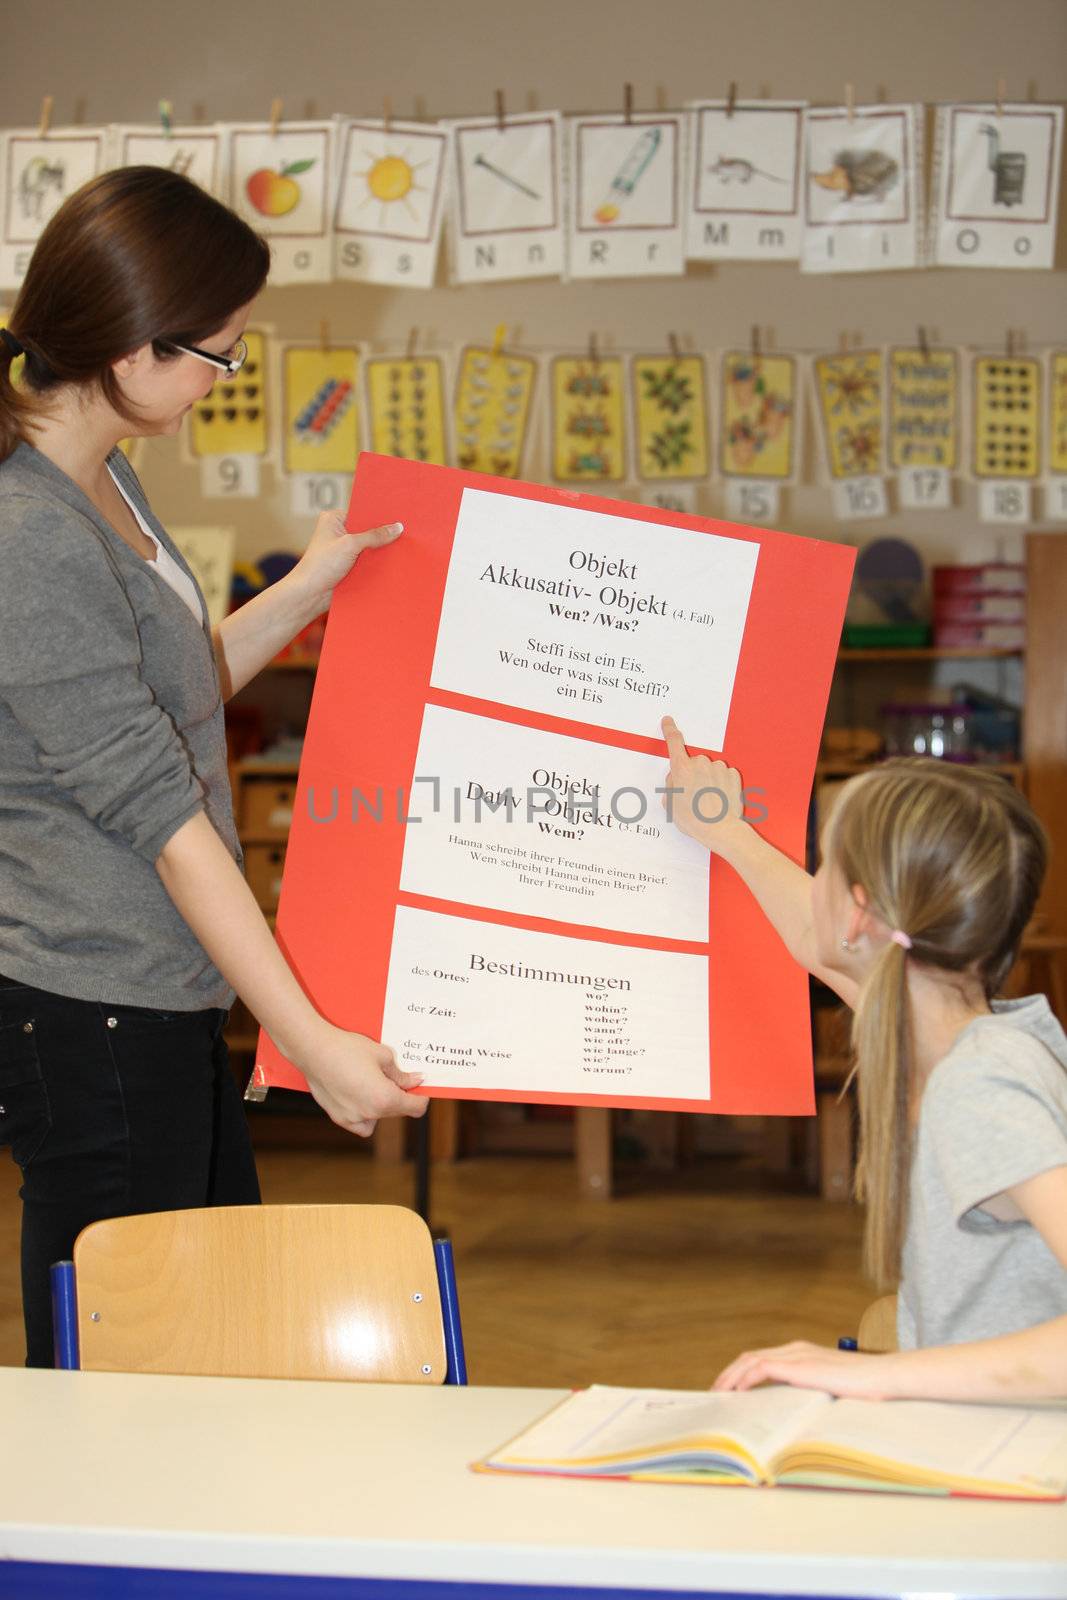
[58,1204,464,1383]
[858,1293,899,1353]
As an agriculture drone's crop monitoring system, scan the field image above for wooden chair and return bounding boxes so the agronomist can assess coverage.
[49,1204,466,1385]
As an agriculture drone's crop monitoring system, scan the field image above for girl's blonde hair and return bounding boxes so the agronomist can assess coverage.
[825,758,1047,1288]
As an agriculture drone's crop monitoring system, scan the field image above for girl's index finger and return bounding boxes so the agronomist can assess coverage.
[661,715,689,764]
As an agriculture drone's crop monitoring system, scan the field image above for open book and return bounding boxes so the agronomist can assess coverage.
[476,1385,1067,1500]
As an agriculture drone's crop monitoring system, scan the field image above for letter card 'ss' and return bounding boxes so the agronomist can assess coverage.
[251,455,854,1114]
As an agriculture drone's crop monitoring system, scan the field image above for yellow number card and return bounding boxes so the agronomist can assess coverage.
[282,346,361,476]
[631,355,710,481]
[888,347,959,471]
[719,353,797,481]
[813,350,885,479]
[551,355,627,483]
[190,331,268,458]
[365,355,448,465]
[972,356,1041,480]
[454,346,538,478]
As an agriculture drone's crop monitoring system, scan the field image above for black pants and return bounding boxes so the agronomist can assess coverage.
[0,976,261,1367]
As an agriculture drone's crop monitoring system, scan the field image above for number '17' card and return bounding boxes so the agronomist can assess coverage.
[252,456,854,1115]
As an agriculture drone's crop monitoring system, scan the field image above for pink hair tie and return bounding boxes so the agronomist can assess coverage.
[890,930,913,950]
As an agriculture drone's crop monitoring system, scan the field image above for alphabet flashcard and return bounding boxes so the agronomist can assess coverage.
[0,128,105,288]
[685,101,804,261]
[801,105,924,273]
[932,104,1063,269]
[447,112,563,283]
[227,121,335,284]
[566,113,686,278]
[334,119,449,288]
[109,124,225,197]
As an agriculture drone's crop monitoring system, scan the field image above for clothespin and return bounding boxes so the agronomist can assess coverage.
[751,324,761,357]
[38,95,54,138]
[726,81,737,119]
[995,77,1006,119]
[853,330,863,349]
[1005,328,1017,358]
[845,82,855,123]
[668,331,680,360]
[838,330,849,355]
[495,89,506,133]
[159,99,173,138]
[269,98,283,137]
[588,332,600,366]
[623,83,633,125]
[918,325,930,358]
[491,322,507,360]
[406,326,419,359]
[319,320,330,354]
[383,96,392,134]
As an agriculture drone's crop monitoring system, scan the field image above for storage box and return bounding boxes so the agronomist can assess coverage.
[933,594,1026,624]
[932,563,1026,597]
[932,621,1026,650]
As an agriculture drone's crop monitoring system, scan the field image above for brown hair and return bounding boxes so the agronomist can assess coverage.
[0,166,270,461]
[826,758,1047,1288]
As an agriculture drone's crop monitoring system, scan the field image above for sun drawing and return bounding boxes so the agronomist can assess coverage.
[356,146,432,225]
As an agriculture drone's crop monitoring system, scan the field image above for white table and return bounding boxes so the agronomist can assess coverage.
[0,1368,1064,1598]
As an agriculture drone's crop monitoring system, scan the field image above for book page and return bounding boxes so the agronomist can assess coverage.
[483,1384,831,1477]
[783,1398,1067,1495]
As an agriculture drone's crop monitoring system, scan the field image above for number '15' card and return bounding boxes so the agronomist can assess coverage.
[251,455,854,1114]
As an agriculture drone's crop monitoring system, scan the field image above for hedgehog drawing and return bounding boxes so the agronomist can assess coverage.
[811,148,900,201]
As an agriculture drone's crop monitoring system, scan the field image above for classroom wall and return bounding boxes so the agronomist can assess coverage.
[5,0,1067,573]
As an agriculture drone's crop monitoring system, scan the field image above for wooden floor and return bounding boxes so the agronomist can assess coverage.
[0,1140,869,1386]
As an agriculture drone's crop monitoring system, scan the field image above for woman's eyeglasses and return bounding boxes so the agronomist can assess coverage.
[164,337,249,378]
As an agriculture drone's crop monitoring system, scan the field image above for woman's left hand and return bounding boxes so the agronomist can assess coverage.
[714,1341,901,1401]
[294,511,402,616]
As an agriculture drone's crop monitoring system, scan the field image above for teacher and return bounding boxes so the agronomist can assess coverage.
[0,167,426,1367]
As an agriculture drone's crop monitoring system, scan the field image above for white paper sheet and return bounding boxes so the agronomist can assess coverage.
[382,905,710,1099]
[400,705,711,941]
[429,488,759,752]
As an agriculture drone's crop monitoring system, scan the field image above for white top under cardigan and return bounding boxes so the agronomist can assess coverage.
[107,464,204,623]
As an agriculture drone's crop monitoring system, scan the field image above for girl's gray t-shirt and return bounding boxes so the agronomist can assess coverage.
[900,994,1067,1349]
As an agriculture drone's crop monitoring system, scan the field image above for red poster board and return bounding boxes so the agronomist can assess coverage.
[252,455,854,1114]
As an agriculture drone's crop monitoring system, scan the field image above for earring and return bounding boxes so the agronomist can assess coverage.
[840,937,856,953]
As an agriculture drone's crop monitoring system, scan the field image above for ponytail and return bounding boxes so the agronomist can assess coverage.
[849,940,912,1289]
[0,327,40,463]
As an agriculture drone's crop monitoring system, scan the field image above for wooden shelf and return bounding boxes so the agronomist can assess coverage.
[837,647,1023,662]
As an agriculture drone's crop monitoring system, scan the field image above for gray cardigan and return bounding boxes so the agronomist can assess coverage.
[0,441,238,1010]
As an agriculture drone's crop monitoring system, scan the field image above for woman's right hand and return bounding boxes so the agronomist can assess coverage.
[298,1020,428,1138]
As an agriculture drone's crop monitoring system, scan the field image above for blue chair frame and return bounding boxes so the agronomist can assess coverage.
[51,1235,467,1385]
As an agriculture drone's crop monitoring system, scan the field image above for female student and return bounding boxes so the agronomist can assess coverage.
[661,716,1067,1402]
[0,167,426,1366]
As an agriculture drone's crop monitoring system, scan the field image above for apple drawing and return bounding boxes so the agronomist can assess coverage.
[246,158,316,218]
